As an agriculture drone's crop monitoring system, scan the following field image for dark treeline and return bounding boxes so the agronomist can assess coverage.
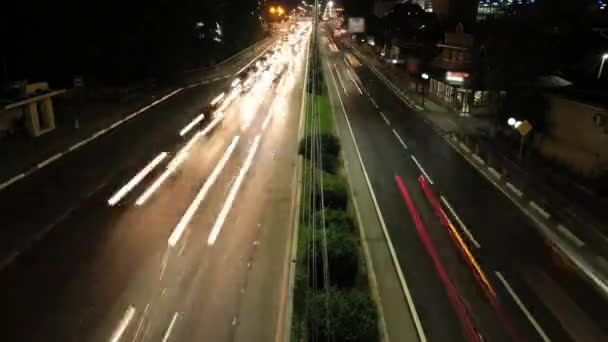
[2,0,266,87]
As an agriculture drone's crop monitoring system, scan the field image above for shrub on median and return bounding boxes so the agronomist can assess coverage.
[308,288,379,342]
[314,209,355,234]
[298,133,341,174]
[310,227,358,289]
[316,173,348,210]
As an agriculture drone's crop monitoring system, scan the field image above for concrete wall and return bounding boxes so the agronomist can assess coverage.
[537,95,608,176]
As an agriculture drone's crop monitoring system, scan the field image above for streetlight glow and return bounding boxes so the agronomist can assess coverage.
[603,54,608,60]
[421,73,429,80]
[514,121,522,128]
[270,6,276,13]
[507,118,516,126]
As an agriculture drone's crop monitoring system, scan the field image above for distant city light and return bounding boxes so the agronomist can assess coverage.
[421,73,429,80]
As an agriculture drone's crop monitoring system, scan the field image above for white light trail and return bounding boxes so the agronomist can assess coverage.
[108,152,167,206]
[262,109,274,131]
[135,151,188,206]
[162,312,179,342]
[207,135,261,245]
[210,92,225,106]
[200,113,224,138]
[109,305,136,342]
[179,113,205,136]
[168,136,240,247]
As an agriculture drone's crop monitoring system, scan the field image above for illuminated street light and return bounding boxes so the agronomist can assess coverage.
[327,1,334,6]
[598,53,608,79]
[507,117,516,126]
[514,121,522,128]
[270,6,276,13]
[421,73,429,80]
[277,6,284,15]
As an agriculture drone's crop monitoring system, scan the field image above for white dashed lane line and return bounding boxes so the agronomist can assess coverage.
[411,155,433,184]
[392,129,408,150]
[379,111,390,125]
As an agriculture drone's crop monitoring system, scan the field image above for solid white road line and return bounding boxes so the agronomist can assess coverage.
[506,182,523,198]
[107,152,168,206]
[207,135,261,245]
[210,92,225,106]
[392,129,408,150]
[328,66,427,342]
[530,201,551,220]
[37,152,63,168]
[168,136,240,247]
[440,196,481,248]
[345,67,363,95]
[379,111,390,125]
[0,173,25,192]
[162,312,179,342]
[109,306,136,342]
[556,224,585,248]
[495,271,550,341]
[179,113,205,137]
[411,155,434,185]
[333,64,348,95]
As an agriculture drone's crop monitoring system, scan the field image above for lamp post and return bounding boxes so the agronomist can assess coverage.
[598,54,608,79]
[508,117,532,160]
[421,73,429,108]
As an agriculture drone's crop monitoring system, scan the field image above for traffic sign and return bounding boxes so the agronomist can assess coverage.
[516,120,532,136]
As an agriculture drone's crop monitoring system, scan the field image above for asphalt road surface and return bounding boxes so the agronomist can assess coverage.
[0,33,309,341]
[321,33,604,341]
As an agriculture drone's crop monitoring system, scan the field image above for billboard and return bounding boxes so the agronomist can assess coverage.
[348,17,365,33]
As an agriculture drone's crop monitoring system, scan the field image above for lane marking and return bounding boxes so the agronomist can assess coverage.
[208,135,261,245]
[370,97,379,109]
[396,175,480,342]
[495,271,550,341]
[0,88,183,193]
[109,305,136,342]
[556,224,584,248]
[333,64,348,95]
[168,136,239,247]
[488,166,502,179]
[379,111,390,125]
[327,66,427,342]
[506,182,523,198]
[472,154,485,165]
[107,152,168,206]
[440,196,481,248]
[345,67,363,95]
[37,153,63,168]
[530,201,551,220]
[179,113,205,137]
[162,312,179,342]
[459,142,471,153]
[392,129,408,150]
[0,173,25,192]
[411,155,433,185]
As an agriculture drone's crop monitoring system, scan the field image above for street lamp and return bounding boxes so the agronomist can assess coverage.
[507,117,516,126]
[598,53,608,79]
[420,73,429,108]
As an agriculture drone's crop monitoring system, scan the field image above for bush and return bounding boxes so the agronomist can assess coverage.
[298,133,341,173]
[314,209,355,233]
[310,228,358,288]
[308,288,379,342]
[317,173,348,210]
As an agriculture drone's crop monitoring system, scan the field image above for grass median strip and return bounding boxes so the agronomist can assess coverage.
[292,78,380,341]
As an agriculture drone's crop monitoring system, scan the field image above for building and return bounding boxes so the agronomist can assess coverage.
[374,0,432,18]
[431,0,477,32]
[477,0,534,21]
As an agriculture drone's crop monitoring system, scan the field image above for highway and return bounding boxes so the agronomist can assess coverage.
[0,29,309,341]
[321,31,605,341]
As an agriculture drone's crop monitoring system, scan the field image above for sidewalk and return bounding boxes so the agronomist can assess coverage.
[350,41,608,251]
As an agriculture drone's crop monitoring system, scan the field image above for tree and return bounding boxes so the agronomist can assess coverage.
[308,288,379,342]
